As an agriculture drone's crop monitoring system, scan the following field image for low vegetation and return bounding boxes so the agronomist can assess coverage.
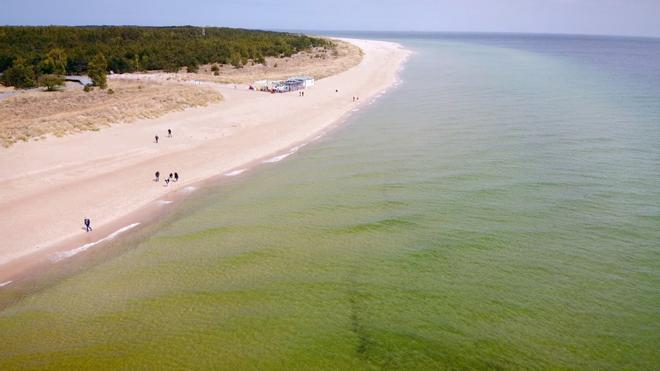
[172,40,363,84]
[39,74,64,91]
[0,80,222,147]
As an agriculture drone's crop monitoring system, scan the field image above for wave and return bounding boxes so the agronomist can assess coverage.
[0,280,12,288]
[263,143,306,164]
[334,218,416,234]
[224,168,247,177]
[263,152,293,163]
[51,223,141,262]
[157,200,173,205]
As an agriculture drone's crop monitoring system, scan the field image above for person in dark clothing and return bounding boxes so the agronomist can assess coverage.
[165,178,170,186]
[84,218,92,232]
[174,172,179,182]
[155,135,159,143]
[155,171,160,182]
[168,129,172,138]
[169,173,173,180]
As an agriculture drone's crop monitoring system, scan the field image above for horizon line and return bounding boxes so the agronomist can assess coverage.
[1,24,658,40]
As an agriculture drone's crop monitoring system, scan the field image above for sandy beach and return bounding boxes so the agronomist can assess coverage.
[0,38,410,281]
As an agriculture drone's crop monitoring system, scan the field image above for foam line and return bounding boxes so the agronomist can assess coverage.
[290,143,306,152]
[0,280,12,288]
[263,152,293,163]
[51,223,141,262]
[224,169,247,176]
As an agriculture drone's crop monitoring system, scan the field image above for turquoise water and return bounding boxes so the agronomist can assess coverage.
[1,34,659,369]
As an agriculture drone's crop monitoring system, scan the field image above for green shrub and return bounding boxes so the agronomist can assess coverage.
[40,74,65,91]
[187,61,199,73]
[1,58,37,88]
[88,53,107,89]
[230,52,242,69]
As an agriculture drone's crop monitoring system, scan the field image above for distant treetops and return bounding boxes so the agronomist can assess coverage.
[0,26,333,89]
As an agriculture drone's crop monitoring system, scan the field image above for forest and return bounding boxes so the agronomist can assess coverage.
[0,26,332,88]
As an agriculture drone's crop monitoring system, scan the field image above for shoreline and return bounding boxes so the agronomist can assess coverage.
[0,38,411,286]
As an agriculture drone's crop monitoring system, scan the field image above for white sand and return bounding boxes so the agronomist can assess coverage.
[0,38,410,272]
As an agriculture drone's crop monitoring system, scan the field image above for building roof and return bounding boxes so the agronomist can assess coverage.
[65,75,93,86]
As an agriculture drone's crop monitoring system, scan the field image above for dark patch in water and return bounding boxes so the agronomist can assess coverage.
[348,291,371,357]
[335,218,416,234]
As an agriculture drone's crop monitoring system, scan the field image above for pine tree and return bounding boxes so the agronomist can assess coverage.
[0,58,37,88]
[39,48,67,75]
[88,53,107,89]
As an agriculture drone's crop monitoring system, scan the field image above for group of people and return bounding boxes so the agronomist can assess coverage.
[83,217,92,232]
[352,96,360,102]
[82,128,181,232]
[154,129,173,144]
[298,91,305,97]
[155,171,180,185]
[154,129,180,185]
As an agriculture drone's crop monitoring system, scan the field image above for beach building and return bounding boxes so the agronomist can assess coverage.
[254,79,280,91]
[292,76,315,87]
[65,75,93,86]
[252,76,315,93]
[283,78,306,91]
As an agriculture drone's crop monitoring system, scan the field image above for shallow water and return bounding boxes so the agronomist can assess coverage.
[1,33,659,369]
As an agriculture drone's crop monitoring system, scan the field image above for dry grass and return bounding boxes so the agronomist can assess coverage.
[0,80,222,147]
[116,40,363,85]
[198,39,364,83]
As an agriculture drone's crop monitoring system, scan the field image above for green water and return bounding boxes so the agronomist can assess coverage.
[1,34,659,369]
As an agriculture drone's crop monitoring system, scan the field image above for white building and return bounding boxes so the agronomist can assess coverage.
[292,76,315,88]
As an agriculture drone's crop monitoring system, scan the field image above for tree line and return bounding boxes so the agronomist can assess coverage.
[0,26,332,89]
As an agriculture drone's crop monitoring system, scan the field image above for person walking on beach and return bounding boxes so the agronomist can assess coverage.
[155,134,159,144]
[168,129,172,138]
[169,172,173,180]
[174,172,179,182]
[84,218,92,232]
[165,178,170,186]
[155,171,160,182]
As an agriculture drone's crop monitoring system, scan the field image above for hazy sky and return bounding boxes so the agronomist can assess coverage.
[2,0,660,38]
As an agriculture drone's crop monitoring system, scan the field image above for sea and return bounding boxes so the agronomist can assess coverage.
[1,32,659,369]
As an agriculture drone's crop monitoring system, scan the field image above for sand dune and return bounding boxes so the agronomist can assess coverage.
[0,81,222,147]
[0,38,410,279]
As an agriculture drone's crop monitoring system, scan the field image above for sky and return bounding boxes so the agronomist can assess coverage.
[2,0,660,38]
